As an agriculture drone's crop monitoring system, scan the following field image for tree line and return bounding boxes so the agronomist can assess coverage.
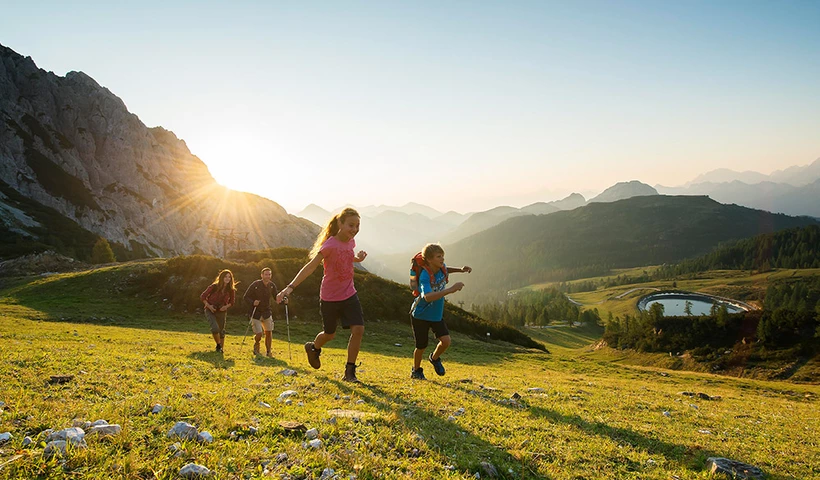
[653,225,820,278]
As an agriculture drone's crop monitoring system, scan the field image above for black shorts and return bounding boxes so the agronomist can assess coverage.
[411,316,450,349]
[320,294,364,334]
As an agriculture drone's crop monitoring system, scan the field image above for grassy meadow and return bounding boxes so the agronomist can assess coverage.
[0,265,818,479]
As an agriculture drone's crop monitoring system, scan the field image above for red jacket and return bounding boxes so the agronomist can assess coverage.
[200,284,236,309]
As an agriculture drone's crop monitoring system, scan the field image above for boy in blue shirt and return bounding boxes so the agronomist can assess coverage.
[410,243,471,380]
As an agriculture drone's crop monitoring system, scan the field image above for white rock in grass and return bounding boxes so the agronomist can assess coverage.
[44,440,67,458]
[168,422,199,440]
[0,432,11,443]
[22,436,33,447]
[276,453,288,463]
[259,401,271,408]
[46,427,86,446]
[88,424,122,438]
[285,399,293,405]
[168,442,183,452]
[305,428,319,440]
[198,431,214,443]
[90,419,109,427]
[447,416,456,422]
[280,369,298,376]
[320,468,335,480]
[527,388,545,393]
[179,463,212,478]
[151,404,165,414]
[662,411,671,417]
[705,457,764,480]
[480,461,498,478]
[278,390,298,402]
[308,439,322,449]
[454,407,465,416]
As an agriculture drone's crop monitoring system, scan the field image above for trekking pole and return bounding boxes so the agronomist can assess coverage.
[241,306,257,352]
[284,296,292,360]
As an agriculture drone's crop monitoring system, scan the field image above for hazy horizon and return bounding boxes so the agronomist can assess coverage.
[3,1,819,213]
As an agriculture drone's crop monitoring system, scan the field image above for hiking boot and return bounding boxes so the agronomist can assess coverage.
[253,342,260,356]
[343,363,360,383]
[428,354,445,376]
[410,367,426,380]
[305,342,321,369]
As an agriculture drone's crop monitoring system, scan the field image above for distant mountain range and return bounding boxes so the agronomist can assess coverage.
[657,178,820,218]
[684,159,820,187]
[0,44,317,260]
[298,191,601,256]
[444,195,819,305]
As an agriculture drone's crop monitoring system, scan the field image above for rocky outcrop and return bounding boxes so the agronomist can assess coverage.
[0,44,317,257]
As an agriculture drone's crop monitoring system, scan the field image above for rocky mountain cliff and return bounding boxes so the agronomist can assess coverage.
[0,44,317,258]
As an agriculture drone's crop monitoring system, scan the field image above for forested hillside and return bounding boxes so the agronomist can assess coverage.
[654,225,820,277]
[447,195,818,304]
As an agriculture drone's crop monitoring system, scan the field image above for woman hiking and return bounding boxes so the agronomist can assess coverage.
[276,207,367,382]
[200,269,237,353]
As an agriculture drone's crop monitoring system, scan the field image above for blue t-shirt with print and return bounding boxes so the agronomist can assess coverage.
[411,266,447,321]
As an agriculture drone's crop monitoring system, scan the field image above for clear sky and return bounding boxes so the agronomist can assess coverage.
[2,1,819,213]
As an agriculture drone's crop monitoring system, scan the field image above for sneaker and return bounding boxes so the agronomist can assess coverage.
[305,342,321,369]
[215,344,223,353]
[428,354,445,376]
[410,367,426,380]
[343,363,359,383]
[253,342,260,356]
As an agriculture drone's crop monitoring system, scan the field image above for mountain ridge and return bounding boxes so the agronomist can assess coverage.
[0,43,318,259]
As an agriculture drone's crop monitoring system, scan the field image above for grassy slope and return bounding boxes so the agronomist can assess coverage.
[0,266,819,479]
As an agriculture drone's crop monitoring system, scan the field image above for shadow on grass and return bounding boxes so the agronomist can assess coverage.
[432,380,781,478]
[324,378,548,479]
[187,351,236,369]
[526,405,720,472]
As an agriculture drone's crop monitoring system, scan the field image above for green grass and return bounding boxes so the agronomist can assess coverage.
[0,265,818,479]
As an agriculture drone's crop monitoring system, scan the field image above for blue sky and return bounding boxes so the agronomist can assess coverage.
[2,1,819,213]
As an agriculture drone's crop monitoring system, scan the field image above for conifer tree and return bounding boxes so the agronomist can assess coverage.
[91,238,116,264]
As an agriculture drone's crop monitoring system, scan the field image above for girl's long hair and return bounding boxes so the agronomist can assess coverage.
[211,269,238,293]
[309,207,360,259]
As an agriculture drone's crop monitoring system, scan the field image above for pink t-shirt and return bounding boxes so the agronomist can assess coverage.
[319,236,357,301]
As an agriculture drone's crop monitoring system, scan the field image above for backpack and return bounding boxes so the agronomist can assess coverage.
[409,252,448,297]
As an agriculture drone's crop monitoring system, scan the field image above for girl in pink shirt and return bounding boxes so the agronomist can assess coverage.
[277,208,367,382]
